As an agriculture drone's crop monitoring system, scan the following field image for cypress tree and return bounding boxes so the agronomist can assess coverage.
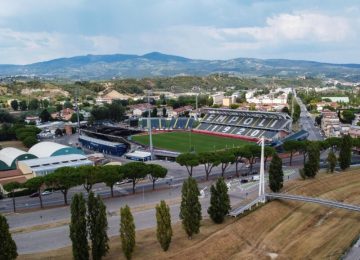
[70,193,89,260]
[327,150,337,173]
[207,177,231,224]
[179,177,202,239]
[120,205,135,260]
[268,153,284,192]
[87,192,109,260]
[0,214,17,260]
[339,134,352,170]
[303,142,320,178]
[156,200,173,251]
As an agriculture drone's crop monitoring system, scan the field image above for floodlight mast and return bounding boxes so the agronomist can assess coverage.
[258,137,266,202]
[75,87,81,133]
[147,90,154,160]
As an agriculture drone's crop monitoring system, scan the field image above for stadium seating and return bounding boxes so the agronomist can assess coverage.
[194,108,292,141]
[139,117,195,130]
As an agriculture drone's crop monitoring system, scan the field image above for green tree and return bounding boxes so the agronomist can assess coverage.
[43,99,50,108]
[268,153,284,192]
[176,152,199,177]
[283,140,300,166]
[120,205,135,260]
[327,150,337,173]
[69,193,89,260]
[207,177,231,224]
[10,100,18,111]
[39,109,51,122]
[303,142,320,178]
[98,165,123,197]
[325,137,342,152]
[0,214,18,260]
[87,192,109,260]
[122,162,148,194]
[28,98,39,110]
[179,177,202,239]
[64,101,73,109]
[19,100,27,111]
[198,152,220,180]
[147,164,167,190]
[151,107,158,117]
[108,101,125,121]
[22,135,38,148]
[3,182,21,212]
[45,167,80,205]
[231,147,250,177]
[156,200,172,251]
[339,134,352,170]
[342,110,355,124]
[78,165,99,193]
[70,113,84,123]
[246,145,261,173]
[218,151,235,177]
[24,176,45,208]
[56,103,63,112]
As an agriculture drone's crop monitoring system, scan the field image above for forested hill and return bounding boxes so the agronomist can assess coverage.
[0,52,360,80]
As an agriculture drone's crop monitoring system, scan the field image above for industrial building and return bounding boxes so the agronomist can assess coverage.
[0,148,37,171]
[78,135,128,156]
[28,142,84,158]
[18,154,93,176]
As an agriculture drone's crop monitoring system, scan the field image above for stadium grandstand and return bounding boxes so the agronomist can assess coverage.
[194,108,292,142]
[138,117,195,130]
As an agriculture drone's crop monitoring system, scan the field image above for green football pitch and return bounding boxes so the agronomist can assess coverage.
[131,131,250,153]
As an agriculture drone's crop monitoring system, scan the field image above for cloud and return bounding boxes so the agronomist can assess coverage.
[220,12,353,43]
[0,28,122,64]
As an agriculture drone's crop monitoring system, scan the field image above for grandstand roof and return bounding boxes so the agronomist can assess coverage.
[203,108,291,120]
[79,135,124,147]
[28,142,70,158]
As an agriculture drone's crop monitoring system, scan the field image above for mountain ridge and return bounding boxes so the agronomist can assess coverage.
[0,52,359,80]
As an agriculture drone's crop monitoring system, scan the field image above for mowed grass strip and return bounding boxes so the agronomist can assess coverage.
[132,131,249,153]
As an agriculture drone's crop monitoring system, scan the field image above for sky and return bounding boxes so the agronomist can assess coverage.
[0,0,360,64]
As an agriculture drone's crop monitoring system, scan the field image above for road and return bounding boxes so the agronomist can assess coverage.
[295,93,323,141]
[6,165,299,254]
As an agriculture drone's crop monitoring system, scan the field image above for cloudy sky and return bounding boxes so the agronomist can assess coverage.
[1,0,360,64]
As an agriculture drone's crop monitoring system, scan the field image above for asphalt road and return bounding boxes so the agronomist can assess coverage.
[295,95,324,141]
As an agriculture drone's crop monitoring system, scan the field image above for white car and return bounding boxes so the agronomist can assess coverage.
[41,191,52,196]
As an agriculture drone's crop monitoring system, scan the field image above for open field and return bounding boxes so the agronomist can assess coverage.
[132,131,250,153]
[19,169,360,259]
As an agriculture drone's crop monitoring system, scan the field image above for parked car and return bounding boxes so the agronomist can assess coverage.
[240,179,249,184]
[41,190,52,196]
[29,192,39,198]
[251,175,260,181]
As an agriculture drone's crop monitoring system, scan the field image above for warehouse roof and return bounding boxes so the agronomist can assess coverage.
[18,154,93,175]
[0,147,35,167]
[28,142,84,158]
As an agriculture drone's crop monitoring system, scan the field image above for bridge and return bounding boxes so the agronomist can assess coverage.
[266,193,360,212]
[229,137,360,217]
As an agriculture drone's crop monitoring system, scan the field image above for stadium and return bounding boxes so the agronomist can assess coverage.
[131,108,300,154]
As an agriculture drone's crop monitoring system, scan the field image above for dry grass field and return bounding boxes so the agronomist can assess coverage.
[19,169,360,260]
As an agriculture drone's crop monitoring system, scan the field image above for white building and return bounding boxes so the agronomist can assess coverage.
[211,92,225,105]
[321,97,349,103]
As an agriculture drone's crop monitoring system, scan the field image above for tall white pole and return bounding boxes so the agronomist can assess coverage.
[258,137,265,202]
[147,91,154,160]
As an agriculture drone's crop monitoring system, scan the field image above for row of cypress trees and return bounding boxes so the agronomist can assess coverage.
[70,192,109,260]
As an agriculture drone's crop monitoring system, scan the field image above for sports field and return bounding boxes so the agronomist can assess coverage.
[131,131,249,153]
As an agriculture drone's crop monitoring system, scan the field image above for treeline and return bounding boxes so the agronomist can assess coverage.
[0,123,40,147]
[3,162,167,212]
[67,176,230,259]
[176,144,276,180]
